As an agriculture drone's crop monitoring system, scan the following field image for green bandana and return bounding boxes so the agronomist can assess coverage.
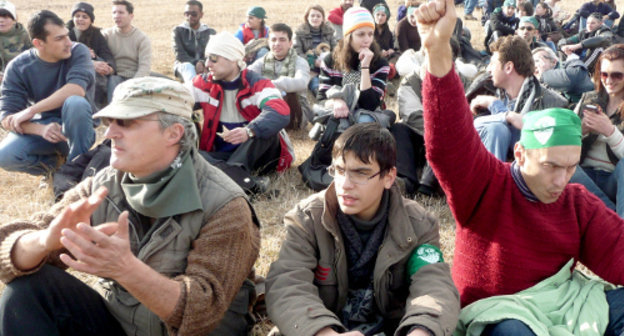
[503,0,516,7]
[121,150,203,218]
[373,3,390,17]
[520,16,539,28]
[407,6,417,17]
[520,108,582,149]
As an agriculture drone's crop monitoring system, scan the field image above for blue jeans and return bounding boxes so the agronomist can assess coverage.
[106,75,127,103]
[309,76,319,95]
[0,96,95,175]
[174,62,197,83]
[482,288,624,336]
[474,118,520,161]
[569,160,624,218]
[465,0,478,15]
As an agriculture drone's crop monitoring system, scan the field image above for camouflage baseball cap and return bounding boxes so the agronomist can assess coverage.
[93,77,194,120]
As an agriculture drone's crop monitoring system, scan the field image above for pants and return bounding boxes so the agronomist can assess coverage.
[174,62,198,83]
[0,265,125,336]
[482,287,624,335]
[389,123,427,195]
[465,0,477,15]
[107,75,127,103]
[0,96,95,175]
[569,160,624,218]
[474,117,520,161]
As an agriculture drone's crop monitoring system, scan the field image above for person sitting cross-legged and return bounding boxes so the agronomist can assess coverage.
[266,123,460,336]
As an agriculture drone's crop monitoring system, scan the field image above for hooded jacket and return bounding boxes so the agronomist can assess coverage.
[172,22,216,65]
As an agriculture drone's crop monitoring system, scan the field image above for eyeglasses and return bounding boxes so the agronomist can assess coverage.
[600,71,624,81]
[184,11,199,18]
[101,116,160,128]
[328,165,382,185]
[208,54,220,63]
[518,26,535,31]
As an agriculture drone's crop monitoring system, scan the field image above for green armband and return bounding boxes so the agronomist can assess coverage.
[407,244,444,278]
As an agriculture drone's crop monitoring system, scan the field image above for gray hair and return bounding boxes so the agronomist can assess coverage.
[532,46,558,63]
[156,112,198,154]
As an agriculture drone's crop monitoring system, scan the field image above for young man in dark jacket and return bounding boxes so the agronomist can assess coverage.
[172,0,215,83]
[266,123,460,336]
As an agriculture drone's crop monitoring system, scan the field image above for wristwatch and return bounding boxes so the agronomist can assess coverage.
[245,126,255,139]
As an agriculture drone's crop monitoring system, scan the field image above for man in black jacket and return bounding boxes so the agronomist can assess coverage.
[172,0,215,82]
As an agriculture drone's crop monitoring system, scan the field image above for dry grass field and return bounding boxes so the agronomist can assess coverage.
[0,0,586,334]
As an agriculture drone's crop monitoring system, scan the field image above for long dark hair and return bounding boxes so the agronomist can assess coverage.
[332,31,382,72]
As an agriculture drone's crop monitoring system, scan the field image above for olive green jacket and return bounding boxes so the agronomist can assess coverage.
[266,184,460,336]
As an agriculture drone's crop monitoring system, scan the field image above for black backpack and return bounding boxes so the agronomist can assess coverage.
[298,117,342,191]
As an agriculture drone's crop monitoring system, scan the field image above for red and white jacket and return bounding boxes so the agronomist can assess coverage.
[190,69,293,172]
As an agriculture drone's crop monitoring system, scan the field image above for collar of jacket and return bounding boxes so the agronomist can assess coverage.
[176,21,212,33]
[321,183,417,250]
[297,22,334,36]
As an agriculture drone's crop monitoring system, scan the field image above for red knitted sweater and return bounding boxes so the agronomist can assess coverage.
[423,69,624,307]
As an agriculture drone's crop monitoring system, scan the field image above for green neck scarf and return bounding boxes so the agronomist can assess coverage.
[262,47,298,80]
[121,150,203,218]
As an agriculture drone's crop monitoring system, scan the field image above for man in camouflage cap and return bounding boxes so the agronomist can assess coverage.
[0,77,260,336]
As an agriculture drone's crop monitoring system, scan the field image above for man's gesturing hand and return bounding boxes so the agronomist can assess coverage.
[59,211,136,280]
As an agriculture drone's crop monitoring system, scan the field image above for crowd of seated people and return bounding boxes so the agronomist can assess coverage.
[3,1,624,335]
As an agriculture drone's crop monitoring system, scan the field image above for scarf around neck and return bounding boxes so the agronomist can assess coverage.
[121,150,203,218]
[262,47,298,79]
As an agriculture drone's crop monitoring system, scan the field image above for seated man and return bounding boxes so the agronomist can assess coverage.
[249,23,311,128]
[418,1,624,334]
[266,122,460,336]
[516,16,548,50]
[484,0,519,53]
[579,0,619,29]
[558,12,614,73]
[172,0,215,83]
[328,0,354,40]
[102,0,151,102]
[0,77,260,336]
[471,35,567,161]
[532,46,594,103]
[190,32,292,193]
[0,10,95,175]
[0,0,31,82]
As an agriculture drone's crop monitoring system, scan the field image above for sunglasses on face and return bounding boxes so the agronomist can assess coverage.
[101,116,159,128]
[601,71,624,81]
[184,11,199,18]
[208,54,220,63]
[518,26,534,31]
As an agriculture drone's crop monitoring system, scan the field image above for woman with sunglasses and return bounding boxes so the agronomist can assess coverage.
[67,2,115,110]
[570,44,624,218]
[293,4,337,95]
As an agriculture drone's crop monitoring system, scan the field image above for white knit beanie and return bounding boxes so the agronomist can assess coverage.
[205,32,247,70]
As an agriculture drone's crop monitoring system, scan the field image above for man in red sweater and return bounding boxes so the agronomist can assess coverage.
[416,0,624,334]
[327,0,354,39]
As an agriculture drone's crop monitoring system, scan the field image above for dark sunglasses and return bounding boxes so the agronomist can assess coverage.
[101,117,159,128]
[518,26,534,31]
[184,11,199,18]
[601,71,624,81]
[208,54,219,63]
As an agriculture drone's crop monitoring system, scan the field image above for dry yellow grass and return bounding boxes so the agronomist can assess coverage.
[0,0,586,334]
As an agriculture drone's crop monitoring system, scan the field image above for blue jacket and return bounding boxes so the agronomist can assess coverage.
[0,42,95,121]
[579,1,619,20]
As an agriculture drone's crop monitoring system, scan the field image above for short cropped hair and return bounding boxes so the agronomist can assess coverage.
[332,123,396,176]
[270,23,293,41]
[112,0,134,14]
[28,10,64,41]
[186,0,203,11]
[588,12,603,21]
[490,35,535,77]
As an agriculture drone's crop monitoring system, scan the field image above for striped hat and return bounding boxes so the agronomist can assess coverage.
[343,7,375,37]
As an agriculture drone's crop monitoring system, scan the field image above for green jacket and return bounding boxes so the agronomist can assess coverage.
[455,259,614,336]
[0,22,31,72]
[266,184,460,336]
